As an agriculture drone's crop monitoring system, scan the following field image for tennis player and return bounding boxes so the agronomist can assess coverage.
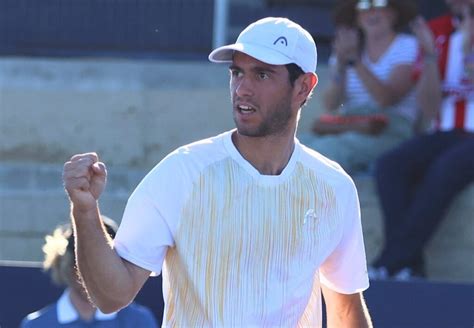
[63,17,372,327]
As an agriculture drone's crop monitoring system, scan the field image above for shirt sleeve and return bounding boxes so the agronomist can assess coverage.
[319,178,369,294]
[114,153,185,275]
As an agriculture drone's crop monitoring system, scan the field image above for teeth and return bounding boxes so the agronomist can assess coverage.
[238,105,254,111]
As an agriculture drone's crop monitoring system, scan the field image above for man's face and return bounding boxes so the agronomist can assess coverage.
[229,52,296,138]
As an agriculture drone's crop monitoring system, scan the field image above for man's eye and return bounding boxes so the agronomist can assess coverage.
[230,70,242,77]
[258,72,269,80]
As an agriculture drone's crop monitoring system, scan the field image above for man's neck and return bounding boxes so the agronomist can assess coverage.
[232,130,296,175]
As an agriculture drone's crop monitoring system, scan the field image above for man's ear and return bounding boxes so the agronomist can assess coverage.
[294,72,318,102]
[308,73,318,90]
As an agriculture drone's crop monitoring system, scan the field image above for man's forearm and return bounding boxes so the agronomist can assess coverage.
[72,205,137,313]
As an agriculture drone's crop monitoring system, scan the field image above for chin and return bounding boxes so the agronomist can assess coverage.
[235,127,263,137]
[234,119,260,137]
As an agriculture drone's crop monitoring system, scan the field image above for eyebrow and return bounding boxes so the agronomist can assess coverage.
[228,64,278,74]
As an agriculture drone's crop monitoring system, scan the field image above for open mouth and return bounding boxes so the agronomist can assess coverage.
[237,104,256,114]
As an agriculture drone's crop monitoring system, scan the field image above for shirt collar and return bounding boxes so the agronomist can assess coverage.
[57,289,118,324]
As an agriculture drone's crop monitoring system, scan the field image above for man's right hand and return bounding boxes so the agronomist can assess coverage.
[63,152,107,212]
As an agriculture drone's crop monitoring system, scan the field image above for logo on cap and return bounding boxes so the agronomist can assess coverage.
[273,36,288,46]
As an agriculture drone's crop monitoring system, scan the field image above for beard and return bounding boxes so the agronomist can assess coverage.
[232,95,294,138]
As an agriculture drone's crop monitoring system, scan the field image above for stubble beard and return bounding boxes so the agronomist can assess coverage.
[232,97,294,138]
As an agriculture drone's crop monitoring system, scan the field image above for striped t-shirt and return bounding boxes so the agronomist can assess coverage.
[331,33,418,122]
[413,14,474,132]
[436,29,474,132]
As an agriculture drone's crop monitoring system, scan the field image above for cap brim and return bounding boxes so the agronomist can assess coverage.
[209,43,293,66]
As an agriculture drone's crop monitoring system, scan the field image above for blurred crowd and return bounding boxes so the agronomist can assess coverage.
[303,0,474,281]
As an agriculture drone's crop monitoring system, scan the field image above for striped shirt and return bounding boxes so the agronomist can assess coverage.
[331,33,418,122]
[417,15,474,132]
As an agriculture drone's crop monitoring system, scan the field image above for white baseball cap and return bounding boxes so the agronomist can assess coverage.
[209,17,317,73]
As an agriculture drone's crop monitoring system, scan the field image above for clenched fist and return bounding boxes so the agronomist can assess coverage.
[63,152,107,212]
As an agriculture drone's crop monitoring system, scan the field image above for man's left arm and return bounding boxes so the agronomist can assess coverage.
[321,285,372,328]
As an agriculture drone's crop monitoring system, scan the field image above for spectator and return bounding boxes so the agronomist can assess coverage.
[300,0,418,173]
[20,216,158,327]
[370,0,474,280]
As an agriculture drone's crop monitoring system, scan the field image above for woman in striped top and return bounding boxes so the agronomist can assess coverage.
[301,0,419,174]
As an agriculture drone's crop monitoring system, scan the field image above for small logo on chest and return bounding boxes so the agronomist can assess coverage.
[303,209,319,225]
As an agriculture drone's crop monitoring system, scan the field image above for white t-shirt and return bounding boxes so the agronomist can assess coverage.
[331,33,418,121]
[114,130,369,327]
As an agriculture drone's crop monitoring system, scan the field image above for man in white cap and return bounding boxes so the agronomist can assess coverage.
[63,17,372,327]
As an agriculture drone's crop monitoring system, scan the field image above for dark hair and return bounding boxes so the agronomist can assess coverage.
[285,63,311,107]
[285,63,305,87]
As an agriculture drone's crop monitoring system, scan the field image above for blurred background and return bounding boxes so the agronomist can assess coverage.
[1,0,473,327]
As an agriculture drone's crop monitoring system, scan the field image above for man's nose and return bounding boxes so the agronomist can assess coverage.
[234,77,254,97]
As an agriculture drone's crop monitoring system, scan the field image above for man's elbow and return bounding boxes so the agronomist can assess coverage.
[89,290,136,314]
[92,292,134,314]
